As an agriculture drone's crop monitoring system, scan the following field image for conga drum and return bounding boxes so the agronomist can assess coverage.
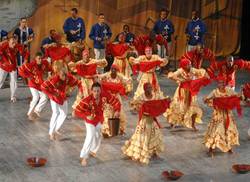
[108,118,120,137]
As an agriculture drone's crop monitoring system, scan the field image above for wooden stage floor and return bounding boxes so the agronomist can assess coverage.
[0,71,250,182]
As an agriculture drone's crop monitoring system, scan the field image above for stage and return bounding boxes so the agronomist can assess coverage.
[0,71,250,182]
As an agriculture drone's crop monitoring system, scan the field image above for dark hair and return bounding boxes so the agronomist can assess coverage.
[91,82,101,89]
[49,29,56,34]
[160,8,169,13]
[71,8,78,14]
[20,17,27,21]
[123,24,129,29]
[35,52,43,57]
[98,13,104,17]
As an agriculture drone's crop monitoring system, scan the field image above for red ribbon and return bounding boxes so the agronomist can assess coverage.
[213,96,242,130]
[138,99,171,128]
[101,81,126,96]
[76,63,97,77]
[179,77,211,106]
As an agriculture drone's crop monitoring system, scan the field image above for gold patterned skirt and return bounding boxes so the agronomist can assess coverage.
[122,115,164,164]
[164,86,202,128]
[72,78,93,110]
[133,72,163,100]
[204,110,239,152]
[113,57,132,79]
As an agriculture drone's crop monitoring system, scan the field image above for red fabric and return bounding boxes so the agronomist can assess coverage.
[76,63,97,77]
[207,59,250,87]
[18,60,51,91]
[155,34,168,49]
[243,83,250,99]
[108,43,129,57]
[133,35,153,55]
[181,48,215,69]
[101,81,126,96]
[180,77,211,96]
[41,73,82,105]
[45,46,71,62]
[75,91,121,126]
[138,99,171,128]
[179,77,211,105]
[0,42,29,72]
[213,96,242,129]
[132,60,162,75]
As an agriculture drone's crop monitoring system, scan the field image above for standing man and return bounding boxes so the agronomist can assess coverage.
[89,13,112,60]
[63,8,86,43]
[185,10,206,51]
[115,24,135,44]
[13,17,34,64]
[153,8,174,58]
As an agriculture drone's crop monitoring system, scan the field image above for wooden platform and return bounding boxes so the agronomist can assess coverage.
[0,71,250,182]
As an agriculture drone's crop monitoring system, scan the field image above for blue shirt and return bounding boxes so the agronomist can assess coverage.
[41,36,55,53]
[63,17,86,42]
[115,32,135,44]
[185,19,206,46]
[89,23,112,49]
[153,19,174,42]
[13,27,34,45]
[0,29,8,41]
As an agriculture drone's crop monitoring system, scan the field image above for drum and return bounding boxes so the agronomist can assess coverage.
[108,118,120,137]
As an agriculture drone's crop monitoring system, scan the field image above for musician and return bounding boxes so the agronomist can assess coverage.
[40,29,57,54]
[153,8,174,58]
[185,10,206,51]
[13,17,34,65]
[115,24,135,44]
[63,8,86,43]
[89,13,112,60]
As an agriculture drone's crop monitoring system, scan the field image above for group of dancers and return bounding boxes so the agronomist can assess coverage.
[1,8,250,167]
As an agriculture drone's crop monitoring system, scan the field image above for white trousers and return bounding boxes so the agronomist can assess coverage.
[80,122,102,159]
[94,48,105,59]
[0,68,17,99]
[157,42,172,58]
[27,87,48,115]
[49,100,68,135]
[187,45,197,52]
[94,48,105,73]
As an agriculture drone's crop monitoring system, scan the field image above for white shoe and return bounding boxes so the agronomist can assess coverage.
[10,97,17,103]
